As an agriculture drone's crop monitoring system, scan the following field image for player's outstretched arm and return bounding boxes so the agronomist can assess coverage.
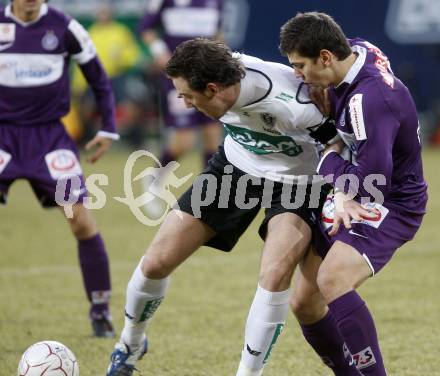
[66,19,119,148]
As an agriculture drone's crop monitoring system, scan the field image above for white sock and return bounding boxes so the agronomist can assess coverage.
[236,362,264,376]
[120,257,170,349]
[236,285,290,375]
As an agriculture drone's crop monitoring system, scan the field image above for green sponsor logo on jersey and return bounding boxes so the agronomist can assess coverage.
[223,123,303,157]
[275,92,294,102]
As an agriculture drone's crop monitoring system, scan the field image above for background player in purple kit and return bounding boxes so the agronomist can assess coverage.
[139,0,224,216]
[279,12,428,375]
[0,0,119,337]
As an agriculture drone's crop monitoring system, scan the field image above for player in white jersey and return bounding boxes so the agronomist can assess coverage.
[221,52,329,182]
[107,38,337,376]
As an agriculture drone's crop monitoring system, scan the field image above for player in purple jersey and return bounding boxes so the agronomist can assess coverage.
[138,0,224,217]
[0,0,119,337]
[279,12,428,375]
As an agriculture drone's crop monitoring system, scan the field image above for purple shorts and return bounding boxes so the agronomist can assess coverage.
[0,123,87,207]
[315,195,427,275]
[160,76,214,129]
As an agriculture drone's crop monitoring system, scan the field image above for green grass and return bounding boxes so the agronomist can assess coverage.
[1,148,439,375]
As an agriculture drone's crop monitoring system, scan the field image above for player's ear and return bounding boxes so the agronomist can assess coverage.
[319,50,333,67]
[205,83,219,98]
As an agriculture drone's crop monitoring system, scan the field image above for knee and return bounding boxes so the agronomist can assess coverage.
[68,206,97,239]
[290,294,326,324]
[141,244,175,279]
[141,260,171,280]
[259,248,303,291]
[71,220,92,239]
[290,294,307,318]
[169,137,194,156]
[316,266,341,300]
[259,261,294,291]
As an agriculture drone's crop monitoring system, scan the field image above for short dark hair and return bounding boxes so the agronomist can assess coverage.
[165,38,245,92]
[279,12,351,60]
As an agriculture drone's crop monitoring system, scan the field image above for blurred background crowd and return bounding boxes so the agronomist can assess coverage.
[5,0,440,151]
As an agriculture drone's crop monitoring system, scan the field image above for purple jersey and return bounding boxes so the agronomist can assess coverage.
[318,38,427,215]
[139,0,223,51]
[0,3,116,134]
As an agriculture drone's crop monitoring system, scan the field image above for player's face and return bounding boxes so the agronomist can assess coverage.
[287,51,331,88]
[12,0,45,18]
[172,76,227,120]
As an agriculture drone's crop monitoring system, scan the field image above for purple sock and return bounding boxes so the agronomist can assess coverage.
[328,291,386,375]
[301,311,362,375]
[78,233,111,319]
[203,151,215,167]
[160,150,176,166]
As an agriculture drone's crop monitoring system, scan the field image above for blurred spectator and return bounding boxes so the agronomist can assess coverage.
[139,0,225,217]
[72,2,156,148]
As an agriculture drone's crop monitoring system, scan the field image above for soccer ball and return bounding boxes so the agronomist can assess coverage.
[18,341,79,376]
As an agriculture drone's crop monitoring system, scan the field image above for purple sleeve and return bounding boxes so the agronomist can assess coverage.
[65,23,117,135]
[79,59,117,134]
[318,92,399,200]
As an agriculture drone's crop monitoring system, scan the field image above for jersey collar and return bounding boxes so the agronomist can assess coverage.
[336,44,367,88]
[5,3,48,27]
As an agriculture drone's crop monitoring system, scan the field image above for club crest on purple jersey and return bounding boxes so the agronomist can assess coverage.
[42,30,59,51]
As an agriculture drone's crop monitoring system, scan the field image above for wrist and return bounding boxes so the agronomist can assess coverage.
[334,190,350,212]
[326,134,342,145]
[97,130,120,140]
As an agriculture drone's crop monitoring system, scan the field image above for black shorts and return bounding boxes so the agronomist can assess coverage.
[176,146,330,251]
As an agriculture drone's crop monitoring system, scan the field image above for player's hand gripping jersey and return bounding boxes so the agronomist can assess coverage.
[221,54,331,183]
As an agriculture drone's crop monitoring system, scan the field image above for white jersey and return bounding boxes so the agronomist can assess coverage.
[221,54,325,184]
